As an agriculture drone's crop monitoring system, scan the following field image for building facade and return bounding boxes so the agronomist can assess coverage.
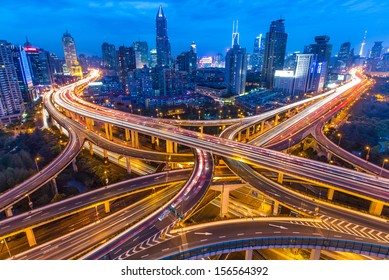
[262,19,288,89]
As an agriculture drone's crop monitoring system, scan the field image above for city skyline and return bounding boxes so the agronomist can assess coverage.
[2,0,389,58]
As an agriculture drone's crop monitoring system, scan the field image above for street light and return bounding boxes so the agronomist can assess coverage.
[337,133,342,146]
[25,194,33,210]
[1,239,12,259]
[380,159,388,177]
[365,146,370,162]
[104,170,109,185]
[288,138,292,154]
[34,157,40,172]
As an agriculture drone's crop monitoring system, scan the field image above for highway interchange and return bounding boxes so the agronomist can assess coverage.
[1,69,388,260]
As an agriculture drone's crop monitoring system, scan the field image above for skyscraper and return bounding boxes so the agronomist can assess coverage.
[133,41,149,69]
[251,34,264,72]
[225,23,248,96]
[149,49,157,68]
[304,35,332,92]
[24,40,54,86]
[370,41,383,59]
[102,42,117,70]
[293,54,315,96]
[0,40,24,123]
[62,30,78,73]
[156,5,171,67]
[11,45,35,104]
[262,19,288,89]
[116,45,136,90]
[338,42,352,72]
[359,30,367,57]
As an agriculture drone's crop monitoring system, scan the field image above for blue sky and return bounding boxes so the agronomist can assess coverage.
[2,0,388,58]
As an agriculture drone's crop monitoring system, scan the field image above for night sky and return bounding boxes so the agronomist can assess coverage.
[2,0,388,58]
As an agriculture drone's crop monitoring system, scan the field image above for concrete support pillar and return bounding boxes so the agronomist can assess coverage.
[275,114,279,126]
[104,123,113,141]
[310,249,321,260]
[277,172,284,184]
[220,186,230,217]
[173,142,178,153]
[65,110,70,118]
[221,125,226,131]
[327,188,335,200]
[51,178,58,195]
[245,128,250,140]
[287,109,291,117]
[125,129,130,142]
[59,126,63,135]
[369,201,384,216]
[104,201,111,213]
[237,132,242,142]
[199,126,203,134]
[72,159,78,172]
[273,201,280,216]
[26,228,37,247]
[126,157,131,174]
[245,249,253,260]
[89,141,94,155]
[131,131,139,148]
[5,207,13,217]
[261,120,265,133]
[166,140,174,153]
[326,152,332,161]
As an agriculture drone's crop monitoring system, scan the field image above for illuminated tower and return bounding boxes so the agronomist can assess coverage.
[156,5,171,67]
[62,30,78,72]
[262,19,288,89]
[359,30,367,57]
[0,40,24,122]
[225,22,248,96]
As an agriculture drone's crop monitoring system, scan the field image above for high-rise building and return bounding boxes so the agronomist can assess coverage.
[133,41,149,69]
[0,40,24,123]
[251,34,264,72]
[156,5,171,67]
[337,42,352,72]
[225,23,248,96]
[370,41,383,59]
[304,35,332,92]
[262,19,288,89]
[176,43,197,73]
[102,42,117,70]
[293,54,315,96]
[359,30,367,57]
[24,40,54,86]
[149,48,157,68]
[62,30,78,73]
[116,46,136,91]
[10,45,36,104]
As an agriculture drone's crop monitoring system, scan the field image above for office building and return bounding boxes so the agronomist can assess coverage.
[225,22,248,96]
[133,41,149,69]
[62,30,78,73]
[262,19,288,89]
[251,34,264,72]
[102,42,117,70]
[156,5,171,67]
[0,40,24,123]
[304,35,332,92]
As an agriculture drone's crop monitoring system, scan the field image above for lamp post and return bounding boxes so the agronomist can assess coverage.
[34,157,40,172]
[380,159,388,177]
[25,194,33,210]
[104,170,109,185]
[365,146,370,162]
[337,133,342,146]
[1,239,12,259]
[288,138,292,154]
